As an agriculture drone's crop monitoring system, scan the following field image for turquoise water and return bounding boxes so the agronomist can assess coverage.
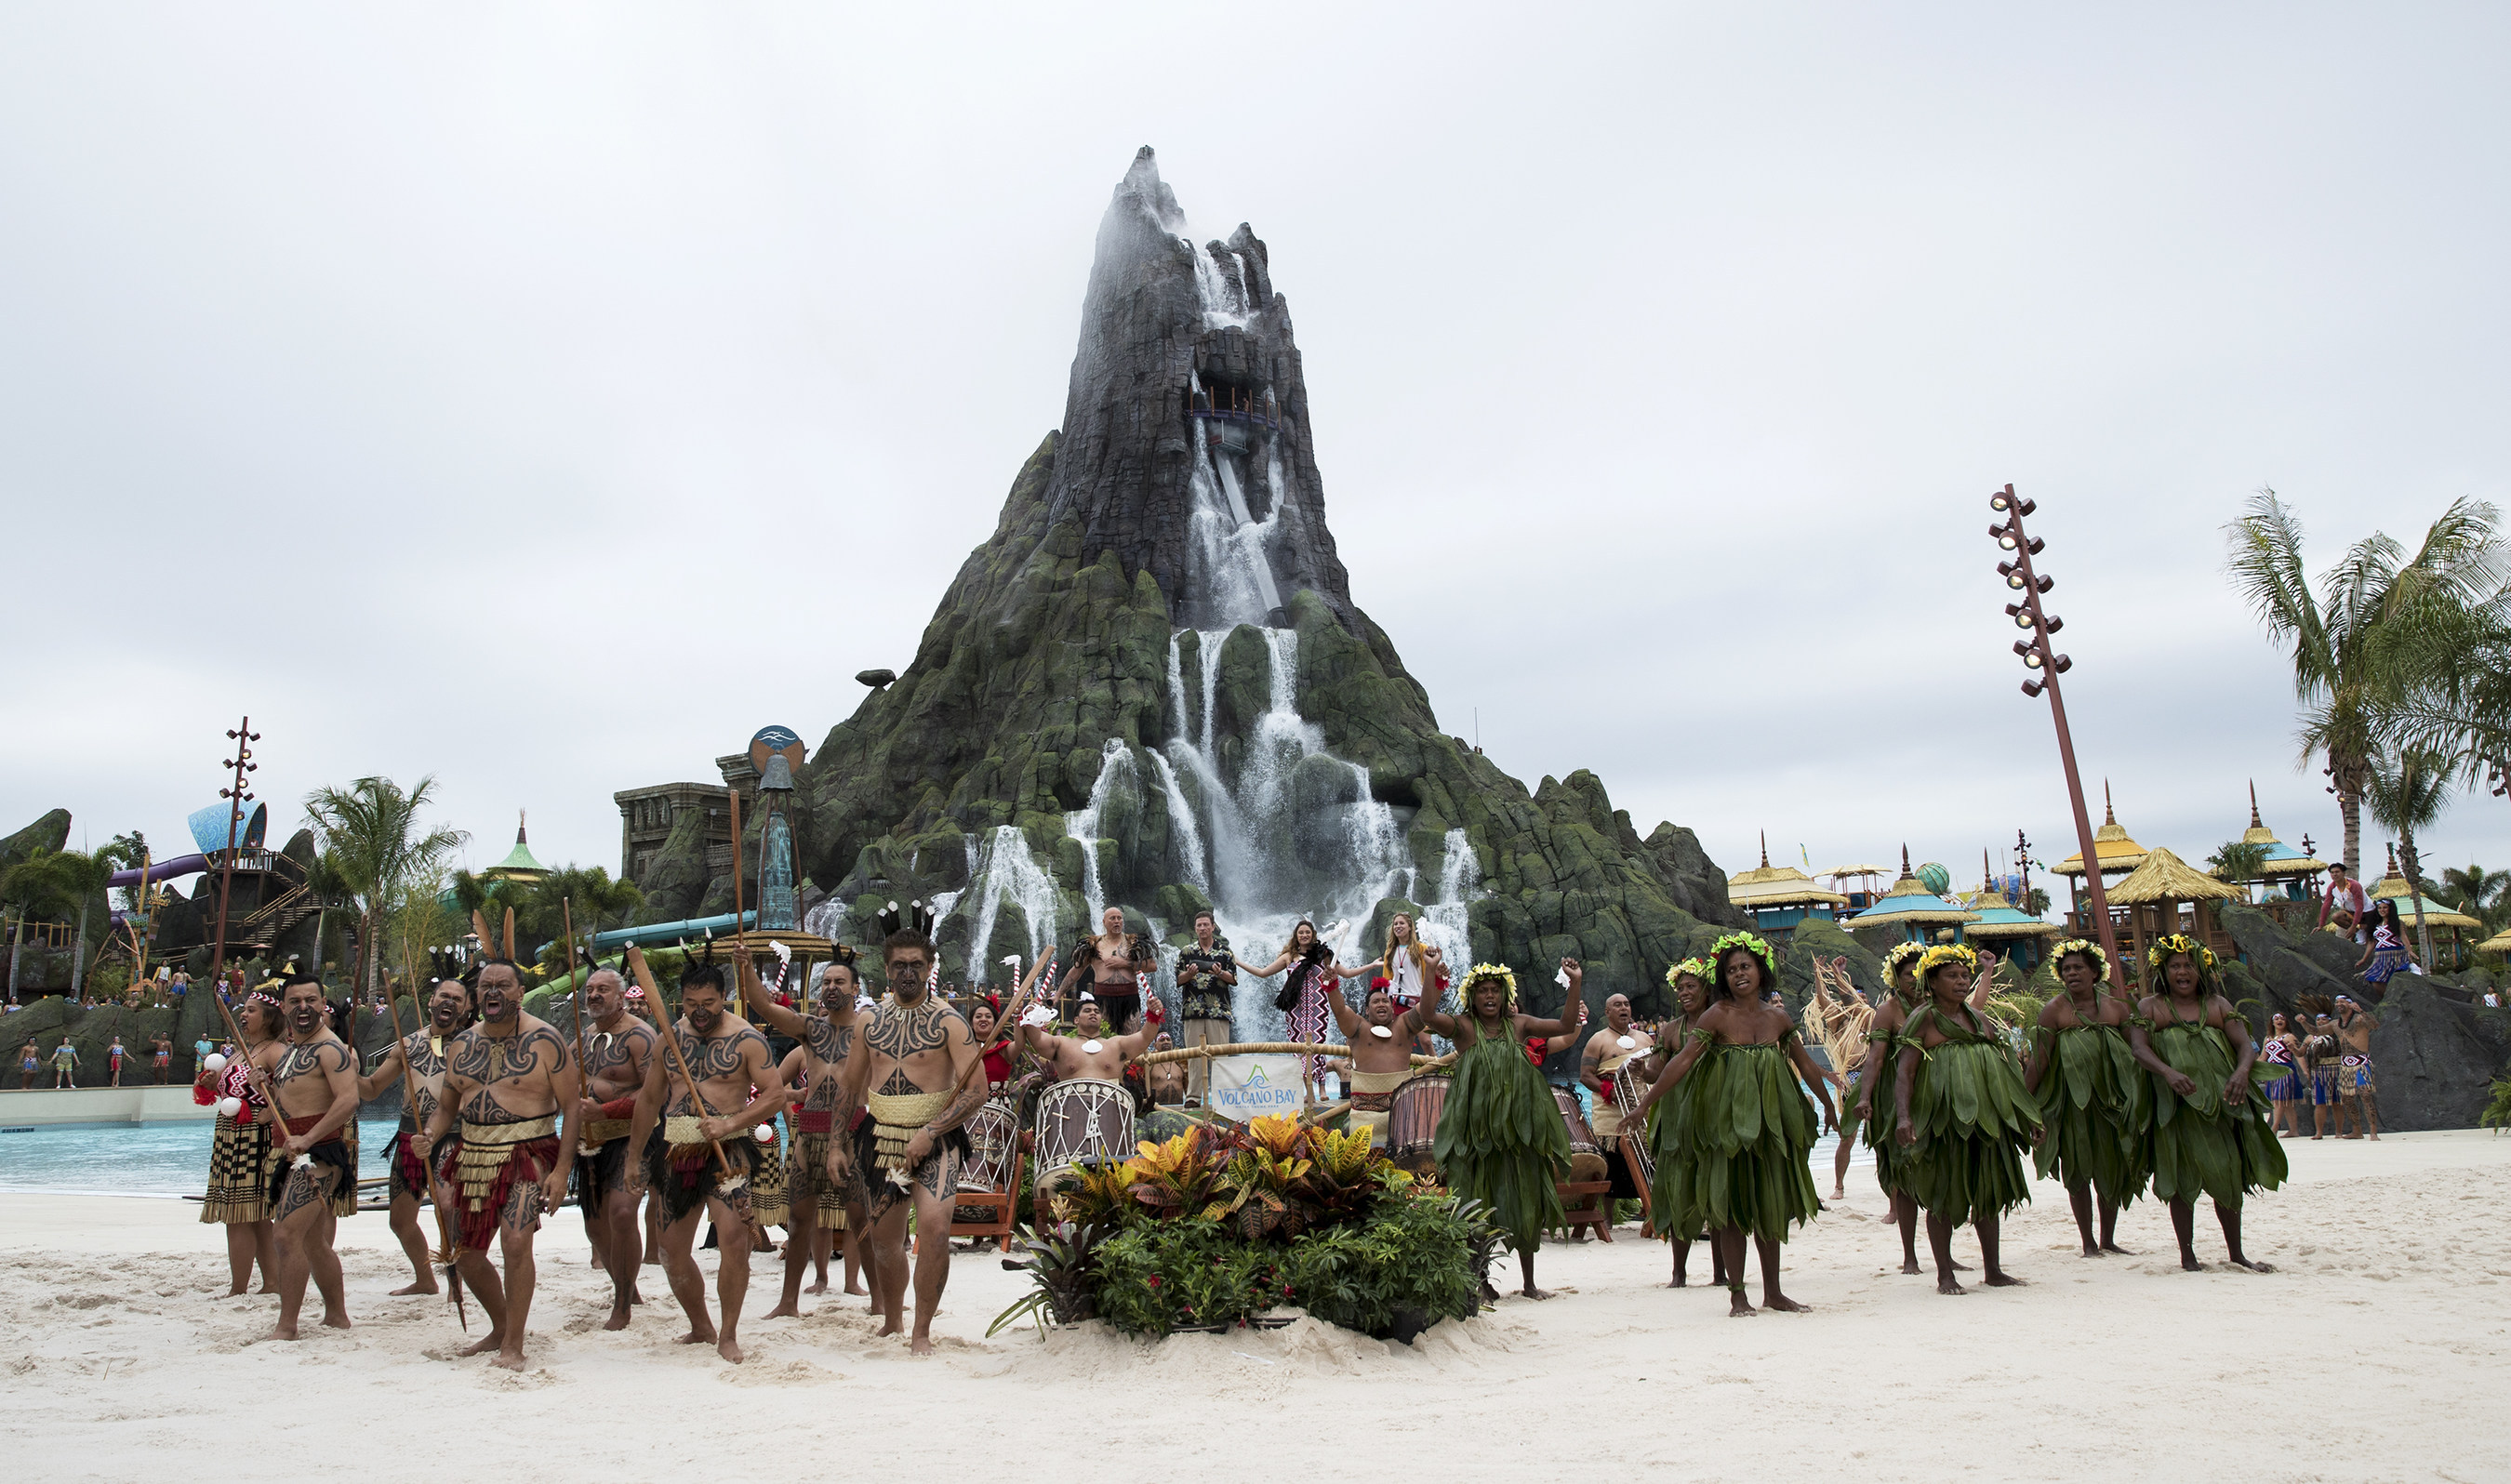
[0,1117,405,1197]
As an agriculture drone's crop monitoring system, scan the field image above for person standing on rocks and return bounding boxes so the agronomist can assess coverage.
[107,1035,127,1086]
[152,1032,172,1084]
[1893,945,2038,1295]
[50,1035,76,1088]
[1415,960,1588,1300]
[1172,910,1238,1106]
[1059,907,1155,1032]
[2125,935,2284,1272]
[356,974,476,1296]
[20,1039,39,1089]
[262,971,362,1342]
[2024,939,2148,1256]
[2332,995,2381,1141]
[1351,910,1447,1017]
[1853,942,1931,1273]
[1636,935,1832,1316]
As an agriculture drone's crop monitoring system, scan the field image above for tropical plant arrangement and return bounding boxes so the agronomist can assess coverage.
[991,1115,1498,1343]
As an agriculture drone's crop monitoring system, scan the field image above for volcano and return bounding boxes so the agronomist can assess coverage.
[653,149,1738,1027]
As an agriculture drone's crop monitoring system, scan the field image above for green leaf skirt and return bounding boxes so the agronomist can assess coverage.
[1433,1034,1569,1252]
[2029,1021,2150,1208]
[2146,1022,2288,1210]
[1904,1038,2039,1226]
[1651,1041,1819,1245]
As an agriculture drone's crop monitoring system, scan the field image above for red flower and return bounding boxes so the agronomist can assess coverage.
[1146,1276,1161,1288]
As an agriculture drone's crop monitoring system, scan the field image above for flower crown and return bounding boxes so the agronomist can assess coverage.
[1916,943,1978,983]
[1457,962,1518,1008]
[1880,941,1927,980]
[2146,933,2219,992]
[1664,957,1710,990]
[2051,937,2109,978]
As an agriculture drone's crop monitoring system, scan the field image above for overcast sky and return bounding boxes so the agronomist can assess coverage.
[4,6,2505,903]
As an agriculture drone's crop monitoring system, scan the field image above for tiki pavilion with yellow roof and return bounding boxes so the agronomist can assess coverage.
[2103,845,2241,974]
[1960,851,2061,973]
[2052,784,2147,938]
[2365,842,2484,961]
[1844,848,1979,946]
[1724,833,1850,945]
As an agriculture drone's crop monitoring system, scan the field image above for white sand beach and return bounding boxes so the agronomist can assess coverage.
[4,1131,2504,1483]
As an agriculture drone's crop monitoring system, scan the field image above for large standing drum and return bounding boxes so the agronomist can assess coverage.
[1611,1069,1656,1186]
[1034,1079,1136,1186]
[1387,1073,1451,1180]
[953,1097,1022,1224]
[1554,1086,1608,1184]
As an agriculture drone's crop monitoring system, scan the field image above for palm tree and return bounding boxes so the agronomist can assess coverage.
[304,848,353,973]
[2438,862,2509,931]
[2206,841,2271,900]
[2363,748,2453,967]
[2225,491,2507,877]
[303,776,468,999]
[0,847,112,999]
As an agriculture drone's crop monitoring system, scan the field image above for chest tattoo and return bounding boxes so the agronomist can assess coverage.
[678,1027,764,1081]
[275,1040,342,1086]
[806,1017,853,1067]
[868,999,954,1061]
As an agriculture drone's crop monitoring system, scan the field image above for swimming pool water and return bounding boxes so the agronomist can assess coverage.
[0,1118,405,1197]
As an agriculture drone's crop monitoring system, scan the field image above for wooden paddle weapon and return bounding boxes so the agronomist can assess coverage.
[625,944,733,1178]
[563,899,587,1095]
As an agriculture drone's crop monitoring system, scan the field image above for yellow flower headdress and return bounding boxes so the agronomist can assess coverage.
[1706,931,1778,999]
[1457,962,1518,1011]
[2146,933,2218,992]
[1663,957,1710,991]
[1879,941,1926,982]
[1916,943,1978,985]
[2051,937,2109,979]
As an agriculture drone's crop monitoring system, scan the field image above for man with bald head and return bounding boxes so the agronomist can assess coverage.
[571,965,657,1329]
[1579,992,1656,1214]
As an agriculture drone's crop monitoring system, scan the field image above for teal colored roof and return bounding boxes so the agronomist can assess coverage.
[491,837,546,875]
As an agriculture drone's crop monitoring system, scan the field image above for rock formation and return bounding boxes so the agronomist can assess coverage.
[653,150,1740,1030]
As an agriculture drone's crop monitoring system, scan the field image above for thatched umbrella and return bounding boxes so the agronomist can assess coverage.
[2104,846,2241,977]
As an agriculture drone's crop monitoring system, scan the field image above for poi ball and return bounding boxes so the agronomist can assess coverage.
[218,1096,243,1118]
[754,1124,774,1142]
[203,1053,228,1074]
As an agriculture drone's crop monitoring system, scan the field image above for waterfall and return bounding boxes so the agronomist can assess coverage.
[1185,418,1280,627]
[1065,737,1137,923]
[963,825,1062,973]
[1149,750,1209,892]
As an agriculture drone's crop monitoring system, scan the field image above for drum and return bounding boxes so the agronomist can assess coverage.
[953,1097,1021,1225]
[1554,1086,1608,1184]
[1610,1068,1656,1186]
[1387,1073,1451,1179]
[1034,1079,1136,1184]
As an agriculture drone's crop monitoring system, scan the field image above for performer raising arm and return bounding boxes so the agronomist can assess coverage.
[1241,920,1369,1100]
[1414,960,1588,1300]
[418,958,581,1370]
[748,957,871,1320]
[1326,980,1417,1146]
[356,974,475,1297]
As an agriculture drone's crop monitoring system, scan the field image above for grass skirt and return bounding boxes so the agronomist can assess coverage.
[2146,1021,2288,1209]
[1855,1036,1908,1193]
[1901,1016,2039,1226]
[1642,1064,1705,1242]
[1433,1033,1569,1252]
[1676,1041,1820,1244]
[2029,1021,2151,1209]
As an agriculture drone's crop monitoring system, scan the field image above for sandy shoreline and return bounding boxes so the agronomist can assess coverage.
[4,1131,2504,1482]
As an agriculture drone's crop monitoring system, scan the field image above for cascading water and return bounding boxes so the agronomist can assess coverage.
[1065,737,1138,923]
[961,825,1063,974]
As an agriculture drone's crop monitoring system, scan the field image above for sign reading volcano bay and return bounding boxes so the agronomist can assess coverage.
[1207,1054,1305,1122]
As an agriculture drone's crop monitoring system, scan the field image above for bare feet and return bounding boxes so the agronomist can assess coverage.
[1520,1286,1555,1301]
[717,1337,744,1364]
[261,1321,299,1342]
[805,1279,829,1295]
[1936,1275,1967,1295]
[389,1279,440,1296]
[323,1311,352,1330]
[1727,1290,1757,1317]
[1899,1258,1924,1275]
[604,1305,632,1332]
[460,1333,502,1357]
[2229,1256,2276,1272]
[2099,1240,2135,1255]
[1762,1292,1810,1312]
[2179,1252,2205,1272]
[490,1351,525,1371]
[764,1300,801,1319]
[876,1318,904,1338]
[844,1282,869,1296]
[910,1334,936,1356]
[1984,1272,2026,1287]
[675,1326,719,1345]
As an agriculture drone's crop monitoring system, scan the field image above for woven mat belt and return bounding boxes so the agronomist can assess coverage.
[460,1115,558,1147]
[581,1117,631,1146]
[454,1115,556,1212]
[867,1092,951,1173]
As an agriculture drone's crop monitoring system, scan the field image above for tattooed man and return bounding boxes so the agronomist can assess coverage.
[572,966,657,1329]
[419,957,581,1370]
[751,957,870,1319]
[625,960,785,1364]
[357,974,475,1295]
[262,970,360,1341]
[841,928,982,1355]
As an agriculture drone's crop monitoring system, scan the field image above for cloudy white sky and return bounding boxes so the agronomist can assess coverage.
[4,6,2505,900]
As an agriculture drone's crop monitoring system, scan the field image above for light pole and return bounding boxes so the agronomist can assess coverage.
[1988,486,2128,993]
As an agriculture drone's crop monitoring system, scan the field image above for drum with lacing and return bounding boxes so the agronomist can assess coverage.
[1611,1067,1656,1186]
[952,1097,1021,1224]
[1033,1078,1135,1186]
[1387,1072,1451,1179]
[1554,1086,1608,1184]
